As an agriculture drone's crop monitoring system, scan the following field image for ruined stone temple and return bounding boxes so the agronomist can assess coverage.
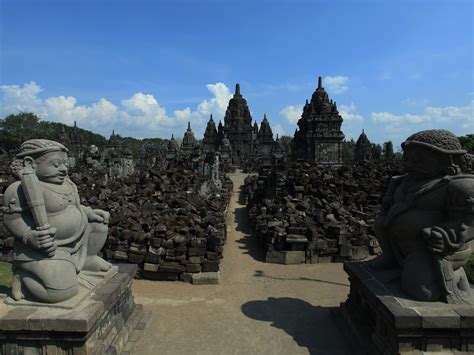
[255,114,275,166]
[180,121,199,158]
[166,134,180,160]
[354,129,372,161]
[202,84,275,166]
[58,121,87,167]
[293,77,345,164]
[101,130,135,179]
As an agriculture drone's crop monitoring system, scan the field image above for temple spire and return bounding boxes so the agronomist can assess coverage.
[318,76,322,89]
[187,121,191,130]
[210,114,213,121]
[235,83,240,96]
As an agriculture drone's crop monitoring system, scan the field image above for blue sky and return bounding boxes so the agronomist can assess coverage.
[1,0,473,149]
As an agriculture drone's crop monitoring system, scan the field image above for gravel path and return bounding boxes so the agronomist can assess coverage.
[132,171,352,355]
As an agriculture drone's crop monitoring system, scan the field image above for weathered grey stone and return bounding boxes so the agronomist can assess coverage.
[367,130,474,304]
[284,251,305,265]
[0,265,147,354]
[192,272,219,285]
[265,250,285,264]
[341,261,474,354]
[143,263,159,272]
[2,139,115,303]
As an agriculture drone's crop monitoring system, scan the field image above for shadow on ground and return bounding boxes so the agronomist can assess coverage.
[253,270,349,287]
[241,297,352,355]
[233,187,265,262]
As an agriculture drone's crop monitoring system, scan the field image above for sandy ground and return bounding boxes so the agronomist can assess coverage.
[132,172,352,355]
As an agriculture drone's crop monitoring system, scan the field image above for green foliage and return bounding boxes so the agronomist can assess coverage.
[371,143,382,160]
[342,139,356,161]
[393,151,403,160]
[466,253,474,284]
[459,134,474,154]
[0,261,12,294]
[383,141,394,160]
[0,112,107,153]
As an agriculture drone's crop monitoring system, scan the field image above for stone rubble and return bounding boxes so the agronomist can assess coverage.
[0,158,232,282]
[245,161,404,264]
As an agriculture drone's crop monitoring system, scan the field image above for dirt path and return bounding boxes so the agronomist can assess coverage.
[132,172,352,355]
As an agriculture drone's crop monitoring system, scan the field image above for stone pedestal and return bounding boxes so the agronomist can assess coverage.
[0,264,149,355]
[340,261,474,354]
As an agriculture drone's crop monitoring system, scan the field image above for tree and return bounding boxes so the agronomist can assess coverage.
[0,112,107,154]
[0,112,41,153]
[371,143,382,160]
[342,139,356,161]
[459,135,474,154]
[383,141,394,160]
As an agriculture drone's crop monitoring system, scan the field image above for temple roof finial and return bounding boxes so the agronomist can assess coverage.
[171,134,174,139]
[187,121,191,130]
[210,113,213,121]
[318,76,322,89]
[235,83,240,96]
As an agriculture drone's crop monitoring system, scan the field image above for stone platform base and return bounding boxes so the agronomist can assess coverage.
[340,261,474,354]
[0,264,150,354]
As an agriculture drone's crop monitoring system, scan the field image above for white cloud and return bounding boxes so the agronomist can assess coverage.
[279,105,303,124]
[0,81,43,113]
[323,75,349,94]
[371,111,429,124]
[371,100,474,143]
[339,103,363,121]
[197,83,233,117]
[0,81,235,138]
[272,124,286,138]
[372,100,473,126]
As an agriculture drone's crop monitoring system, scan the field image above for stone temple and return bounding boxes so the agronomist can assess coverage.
[202,83,276,167]
[293,77,344,164]
[355,129,372,161]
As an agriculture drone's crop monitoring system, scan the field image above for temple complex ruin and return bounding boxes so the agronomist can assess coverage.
[293,77,344,164]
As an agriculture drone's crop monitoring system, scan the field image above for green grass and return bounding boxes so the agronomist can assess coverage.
[466,253,474,284]
[0,261,12,294]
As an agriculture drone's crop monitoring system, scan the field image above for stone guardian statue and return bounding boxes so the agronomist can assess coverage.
[3,139,112,303]
[369,130,474,304]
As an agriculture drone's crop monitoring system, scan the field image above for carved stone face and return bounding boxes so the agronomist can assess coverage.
[403,145,449,180]
[30,151,69,184]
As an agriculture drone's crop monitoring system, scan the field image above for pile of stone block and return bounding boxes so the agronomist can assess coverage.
[245,161,404,264]
[0,156,232,282]
[0,159,14,261]
[70,165,232,282]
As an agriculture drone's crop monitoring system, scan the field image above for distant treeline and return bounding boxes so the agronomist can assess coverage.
[0,113,165,156]
[1,112,472,158]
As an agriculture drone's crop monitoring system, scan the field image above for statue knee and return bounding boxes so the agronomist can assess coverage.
[21,274,79,303]
[19,260,79,303]
[402,251,441,301]
[402,279,441,302]
[90,222,108,238]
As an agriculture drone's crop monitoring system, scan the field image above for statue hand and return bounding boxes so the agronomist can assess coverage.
[87,209,110,224]
[422,226,447,254]
[27,228,58,257]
